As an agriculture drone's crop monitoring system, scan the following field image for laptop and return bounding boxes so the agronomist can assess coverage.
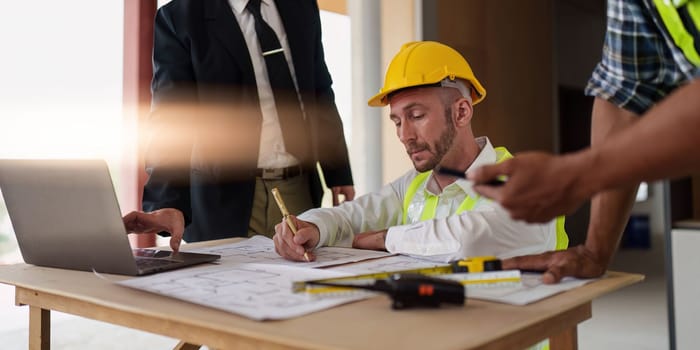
[0,159,220,276]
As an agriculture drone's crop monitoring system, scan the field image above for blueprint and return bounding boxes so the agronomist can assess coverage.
[118,262,370,320]
[185,235,392,267]
[118,236,392,320]
[331,254,446,275]
[467,273,596,305]
[334,257,597,305]
[119,237,597,320]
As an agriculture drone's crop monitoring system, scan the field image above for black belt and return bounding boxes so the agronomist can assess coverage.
[255,165,303,180]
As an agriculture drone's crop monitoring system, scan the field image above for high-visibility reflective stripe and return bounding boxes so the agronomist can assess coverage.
[419,185,479,221]
[401,146,569,250]
[456,196,478,214]
[555,215,569,250]
[653,0,700,65]
[529,339,549,350]
[420,192,440,221]
[685,1,700,51]
[403,171,431,225]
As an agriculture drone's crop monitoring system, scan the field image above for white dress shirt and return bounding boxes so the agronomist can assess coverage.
[230,0,301,169]
[299,137,558,263]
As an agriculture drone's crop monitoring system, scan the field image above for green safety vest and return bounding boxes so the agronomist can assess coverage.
[402,146,569,251]
[652,0,700,66]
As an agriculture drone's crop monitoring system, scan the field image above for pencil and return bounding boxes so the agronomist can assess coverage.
[271,188,310,262]
[436,166,506,186]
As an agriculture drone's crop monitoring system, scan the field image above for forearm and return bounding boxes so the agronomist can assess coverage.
[584,188,637,268]
[142,174,192,227]
[386,207,554,263]
[143,112,194,226]
[584,79,700,192]
[580,80,700,268]
[299,185,402,247]
[299,207,355,248]
[579,97,640,268]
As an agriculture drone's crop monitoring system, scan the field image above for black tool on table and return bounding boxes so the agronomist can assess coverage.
[436,166,506,187]
[308,273,465,310]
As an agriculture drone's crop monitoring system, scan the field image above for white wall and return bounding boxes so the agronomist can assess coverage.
[0,1,124,264]
[671,228,700,349]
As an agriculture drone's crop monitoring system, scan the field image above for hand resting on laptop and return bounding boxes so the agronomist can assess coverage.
[122,208,184,253]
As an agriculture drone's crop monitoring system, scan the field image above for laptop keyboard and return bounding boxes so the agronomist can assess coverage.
[135,258,178,269]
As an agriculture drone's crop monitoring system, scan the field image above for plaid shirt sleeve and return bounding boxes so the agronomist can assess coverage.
[585,0,690,115]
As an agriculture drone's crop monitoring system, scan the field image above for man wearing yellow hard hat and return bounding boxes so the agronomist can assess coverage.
[273,41,567,263]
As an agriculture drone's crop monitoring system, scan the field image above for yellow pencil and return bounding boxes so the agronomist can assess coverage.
[271,188,310,262]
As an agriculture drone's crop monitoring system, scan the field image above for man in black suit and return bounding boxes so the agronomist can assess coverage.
[124,0,354,250]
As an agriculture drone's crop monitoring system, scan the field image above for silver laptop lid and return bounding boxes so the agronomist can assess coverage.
[0,159,139,275]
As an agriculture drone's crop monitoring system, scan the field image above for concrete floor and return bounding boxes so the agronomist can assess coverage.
[0,240,670,350]
[579,240,670,350]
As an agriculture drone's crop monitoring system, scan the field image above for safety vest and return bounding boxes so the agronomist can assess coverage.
[402,146,569,251]
[652,0,700,66]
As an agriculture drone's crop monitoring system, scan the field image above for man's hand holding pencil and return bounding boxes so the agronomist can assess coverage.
[273,214,320,262]
[271,188,319,262]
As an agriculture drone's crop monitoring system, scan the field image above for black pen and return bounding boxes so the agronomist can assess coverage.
[436,166,506,187]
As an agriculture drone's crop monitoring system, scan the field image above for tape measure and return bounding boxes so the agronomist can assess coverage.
[440,270,522,287]
[451,256,502,273]
[299,270,522,296]
[308,274,466,309]
[291,265,454,293]
[293,256,521,295]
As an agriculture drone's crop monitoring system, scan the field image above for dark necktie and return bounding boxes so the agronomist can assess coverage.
[246,0,309,163]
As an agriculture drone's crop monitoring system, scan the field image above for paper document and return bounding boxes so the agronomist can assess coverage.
[316,256,598,306]
[120,238,598,320]
[118,262,371,321]
[331,254,446,275]
[119,237,393,320]
[467,273,596,305]
[185,235,392,267]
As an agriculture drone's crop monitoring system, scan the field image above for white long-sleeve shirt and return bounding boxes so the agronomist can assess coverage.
[230,0,301,169]
[299,137,558,263]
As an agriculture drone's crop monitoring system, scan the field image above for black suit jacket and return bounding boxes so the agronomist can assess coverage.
[143,0,353,242]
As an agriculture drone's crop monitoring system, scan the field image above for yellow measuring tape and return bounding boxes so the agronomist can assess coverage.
[293,256,509,293]
[440,270,523,287]
[294,268,523,295]
[292,265,454,293]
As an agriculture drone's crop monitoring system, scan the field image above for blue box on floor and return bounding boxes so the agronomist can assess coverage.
[621,214,651,249]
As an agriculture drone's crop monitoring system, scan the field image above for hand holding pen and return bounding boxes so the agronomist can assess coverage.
[272,188,311,261]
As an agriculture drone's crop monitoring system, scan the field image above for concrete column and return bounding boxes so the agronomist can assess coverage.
[349,1,383,194]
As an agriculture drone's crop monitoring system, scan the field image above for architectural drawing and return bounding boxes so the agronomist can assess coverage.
[185,235,392,268]
[467,273,595,305]
[331,254,444,275]
[118,262,370,320]
[120,237,592,319]
[118,237,405,320]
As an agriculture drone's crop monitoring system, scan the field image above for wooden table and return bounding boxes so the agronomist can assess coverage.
[0,240,643,350]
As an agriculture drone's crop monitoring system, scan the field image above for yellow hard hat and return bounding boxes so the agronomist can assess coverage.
[368,41,486,107]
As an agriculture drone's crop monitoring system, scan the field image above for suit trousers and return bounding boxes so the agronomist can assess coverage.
[248,173,313,238]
